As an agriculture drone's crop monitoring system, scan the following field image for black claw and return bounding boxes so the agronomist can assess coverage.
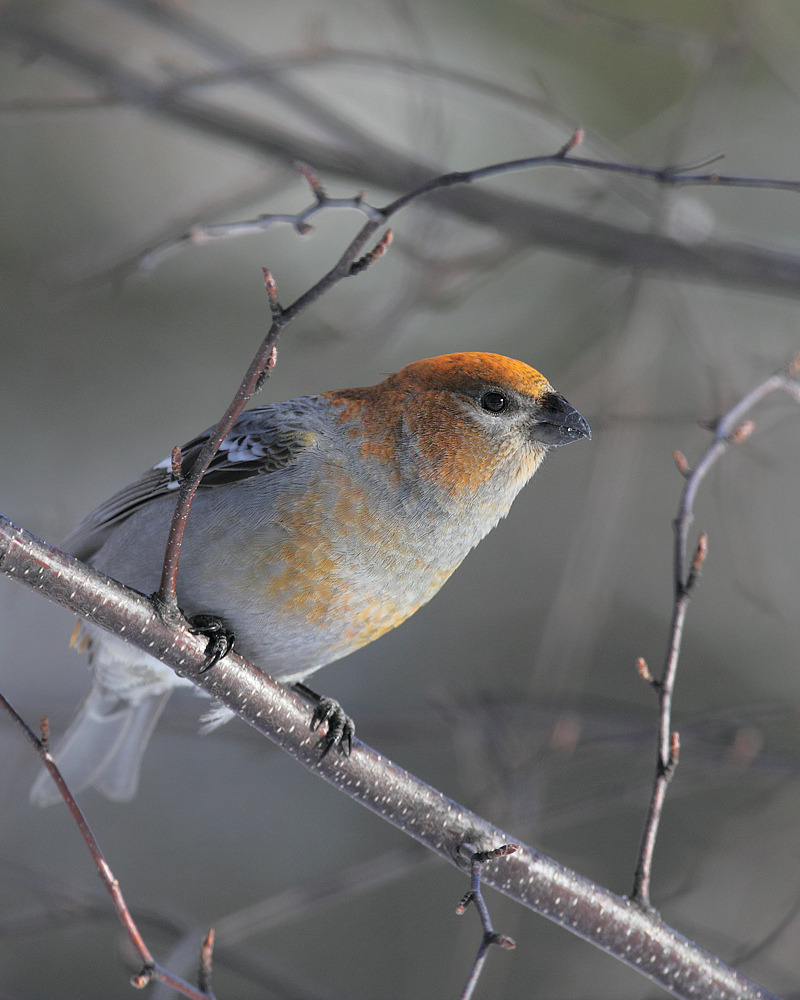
[187,614,235,672]
[293,684,355,757]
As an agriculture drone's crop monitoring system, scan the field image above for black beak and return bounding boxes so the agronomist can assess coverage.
[532,391,591,447]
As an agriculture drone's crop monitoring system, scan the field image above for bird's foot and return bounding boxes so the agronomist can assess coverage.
[187,614,236,672]
[293,683,355,757]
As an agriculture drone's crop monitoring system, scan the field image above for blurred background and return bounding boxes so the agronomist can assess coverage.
[2,1,800,997]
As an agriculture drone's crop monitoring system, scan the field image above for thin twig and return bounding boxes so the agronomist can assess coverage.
[456,845,518,1000]
[153,136,800,612]
[0,693,213,1000]
[8,11,800,296]
[155,166,388,611]
[139,131,800,273]
[631,356,800,909]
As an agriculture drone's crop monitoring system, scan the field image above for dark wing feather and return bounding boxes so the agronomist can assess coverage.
[63,405,317,560]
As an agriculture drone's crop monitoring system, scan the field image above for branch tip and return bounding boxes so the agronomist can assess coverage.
[672,450,689,476]
[558,127,584,157]
[295,160,326,201]
[199,927,215,994]
[39,716,49,750]
[636,657,654,685]
[261,267,281,318]
[261,266,275,290]
[170,446,182,483]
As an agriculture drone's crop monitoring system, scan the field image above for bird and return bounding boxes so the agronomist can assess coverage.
[31,352,590,805]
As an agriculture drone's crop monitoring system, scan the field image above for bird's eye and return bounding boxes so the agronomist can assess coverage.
[480,391,507,413]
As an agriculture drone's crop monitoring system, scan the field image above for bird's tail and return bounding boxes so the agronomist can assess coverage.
[30,685,171,806]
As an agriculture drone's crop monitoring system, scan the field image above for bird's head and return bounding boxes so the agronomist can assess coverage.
[334,352,590,502]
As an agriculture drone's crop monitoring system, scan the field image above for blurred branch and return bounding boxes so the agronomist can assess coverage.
[138,135,800,274]
[632,357,800,909]
[530,0,720,55]
[6,9,800,295]
[0,515,780,1000]
[152,847,430,997]
[0,693,215,1000]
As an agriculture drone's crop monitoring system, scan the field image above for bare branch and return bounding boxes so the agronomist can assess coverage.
[0,693,213,1000]
[631,359,800,909]
[456,844,518,1000]
[138,141,800,274]
[6,10,800,295]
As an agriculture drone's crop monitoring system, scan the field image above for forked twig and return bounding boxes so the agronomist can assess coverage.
[456,845,518,1000]
[157,132,800,618]
[0,692,216,999]
[160,140,605,611]
[631,356,800,909]
[140,130,800,273]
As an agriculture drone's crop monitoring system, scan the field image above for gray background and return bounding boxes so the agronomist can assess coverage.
[2,1,800,997]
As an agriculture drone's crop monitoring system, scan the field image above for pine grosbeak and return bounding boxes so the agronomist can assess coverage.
[31,352,590,804]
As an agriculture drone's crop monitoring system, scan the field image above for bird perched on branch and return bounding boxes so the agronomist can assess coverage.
[32,352,590,804]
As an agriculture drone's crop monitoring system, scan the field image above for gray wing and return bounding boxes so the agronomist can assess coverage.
[63,404,318,561]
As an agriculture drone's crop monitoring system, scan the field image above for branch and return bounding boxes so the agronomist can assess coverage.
[150,140,800,606]
[631,357,800,909]
[456,845,518,1000]
[0,693,215,1000]
[6,10,800,295]
[139,134,800,274]
[0,516,779,1000]
[155,167,390,608]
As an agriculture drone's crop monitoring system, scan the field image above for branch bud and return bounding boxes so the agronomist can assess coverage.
[729,419,754,445]
[350,229,393,275]
[130,967,154,989]
[636,657,654,685]
[558,128,584,157]
[691,532,708,574]
[669,731,680,767]
[262,267,281,319]
[295,161,326,201]
[170,446,182,483]
[455,891,472,915]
